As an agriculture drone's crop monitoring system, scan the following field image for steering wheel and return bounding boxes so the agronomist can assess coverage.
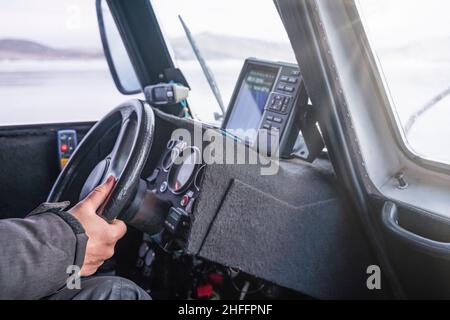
[47,100,155,222]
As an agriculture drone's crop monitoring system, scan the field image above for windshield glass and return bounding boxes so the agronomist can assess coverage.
[358,0,450,164]
[150,0,296,124]
[0,0,138,125]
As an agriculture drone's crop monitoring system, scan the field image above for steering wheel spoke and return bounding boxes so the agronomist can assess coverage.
[107,117,135,178]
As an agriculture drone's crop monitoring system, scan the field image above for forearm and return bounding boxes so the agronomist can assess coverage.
[0,208,87,299]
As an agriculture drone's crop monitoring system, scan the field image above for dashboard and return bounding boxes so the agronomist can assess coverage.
[130,58,310,251]
[120,58,372,299]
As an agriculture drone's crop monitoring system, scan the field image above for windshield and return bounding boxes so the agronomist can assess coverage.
[358,0,450,164]
[0,0,138,125]
[150,0,297,124]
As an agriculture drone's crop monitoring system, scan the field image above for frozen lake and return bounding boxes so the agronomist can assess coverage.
[0,59,239,125]
[0,60,131,125]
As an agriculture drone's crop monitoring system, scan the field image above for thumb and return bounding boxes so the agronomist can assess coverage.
[84,176,116,210]
[110,219,127,241]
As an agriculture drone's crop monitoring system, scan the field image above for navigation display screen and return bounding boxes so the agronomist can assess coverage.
[225,64,278,143]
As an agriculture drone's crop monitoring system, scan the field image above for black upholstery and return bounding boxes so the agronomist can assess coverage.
[0,123,92,219]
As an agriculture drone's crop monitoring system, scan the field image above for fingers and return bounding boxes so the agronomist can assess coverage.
[110,219,127,241]
[84,175,116,210]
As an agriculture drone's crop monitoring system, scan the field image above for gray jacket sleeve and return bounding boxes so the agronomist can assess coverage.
[0,202,88,300]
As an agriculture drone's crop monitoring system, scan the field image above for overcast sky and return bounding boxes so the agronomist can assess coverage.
[151,0,290,41]
[1,0,450,51]
[0,0,291,50]
[358,0,450,48]
[0,0,102,49]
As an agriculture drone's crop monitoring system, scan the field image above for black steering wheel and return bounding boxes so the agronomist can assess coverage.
[47,100,155,222]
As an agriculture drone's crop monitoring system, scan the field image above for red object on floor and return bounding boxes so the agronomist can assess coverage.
[207,273,224,285]
[197,283,214,298]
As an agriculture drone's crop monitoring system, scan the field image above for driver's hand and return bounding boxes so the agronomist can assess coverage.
[69,176,127,276]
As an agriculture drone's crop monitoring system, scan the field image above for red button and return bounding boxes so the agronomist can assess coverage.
[61,144,68,152]
[180,195,190,207]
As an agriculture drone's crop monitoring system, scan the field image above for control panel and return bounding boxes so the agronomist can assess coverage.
[57,130,78,169]
[222,58,308,157]
[264,69,303,131]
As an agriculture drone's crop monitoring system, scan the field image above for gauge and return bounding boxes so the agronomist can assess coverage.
[167,139,177,149]
[162,148,179,172]
[167,146,200,194]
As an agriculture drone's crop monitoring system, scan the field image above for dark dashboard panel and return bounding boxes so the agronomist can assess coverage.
[0,122,94,219]
[186,137,380,299]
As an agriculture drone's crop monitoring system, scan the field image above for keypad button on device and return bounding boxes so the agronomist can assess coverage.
[284,86,295,93]
[271,101,282,111]
[273,117,283,123]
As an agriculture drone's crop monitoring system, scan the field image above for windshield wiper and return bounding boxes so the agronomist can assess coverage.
[405,85,450,134]
[178,15,225,120]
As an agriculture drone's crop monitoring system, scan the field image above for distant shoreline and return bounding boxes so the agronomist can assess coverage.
[0,35,295,62]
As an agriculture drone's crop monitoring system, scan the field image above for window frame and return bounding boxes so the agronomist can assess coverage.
[147,0,222,123]
[354,0,450,174]
[104,0,189,117]
[96,0,142,95]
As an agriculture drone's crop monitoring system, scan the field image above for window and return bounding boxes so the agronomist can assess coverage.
[358,0,450,164]
[0,0,136,125]
[150,0,297,124]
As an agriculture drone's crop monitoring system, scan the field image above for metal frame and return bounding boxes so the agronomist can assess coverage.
[275,0,408,298]
[97,0,188,116]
